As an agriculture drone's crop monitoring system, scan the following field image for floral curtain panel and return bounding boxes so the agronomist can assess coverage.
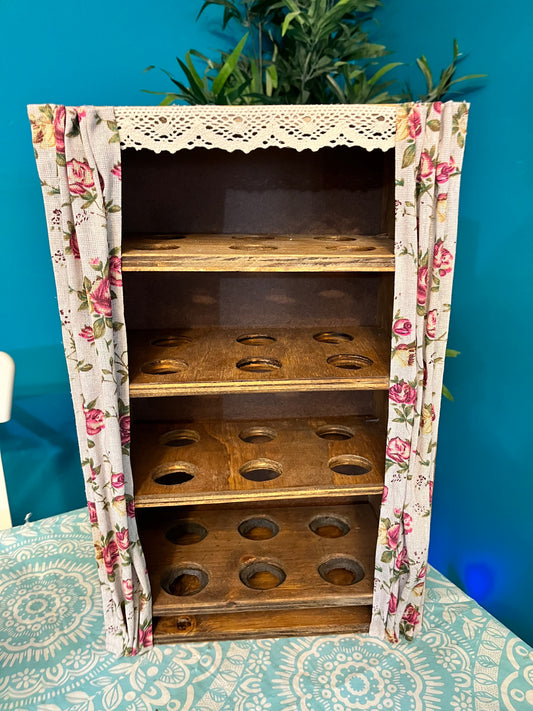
[370,101,469,642]
[28,105,152,656]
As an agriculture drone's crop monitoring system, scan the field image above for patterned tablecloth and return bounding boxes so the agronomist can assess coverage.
[0,509,531,711]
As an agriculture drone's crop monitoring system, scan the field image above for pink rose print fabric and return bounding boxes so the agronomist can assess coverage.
[28,104,152,656]
[370,102,468,643]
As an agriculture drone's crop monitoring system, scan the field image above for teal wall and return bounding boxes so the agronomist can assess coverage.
[0,2,530,645]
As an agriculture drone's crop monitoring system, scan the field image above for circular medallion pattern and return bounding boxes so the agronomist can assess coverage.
[1,510,532,711]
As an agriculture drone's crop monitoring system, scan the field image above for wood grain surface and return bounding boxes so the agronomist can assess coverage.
[128,326,390,398]
[139,502,377,616]
[132,415,385,507]
[153,605,371,642]
[122,232,394,272]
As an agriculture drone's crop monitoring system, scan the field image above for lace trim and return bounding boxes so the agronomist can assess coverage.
[115,105,397,154]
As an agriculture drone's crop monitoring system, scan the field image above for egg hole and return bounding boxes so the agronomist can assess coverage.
[163,566,208,596]
[151,336,192,347]
[152,463,197,486]
[313,332,354,344]
[166,522,208,545]
[231,234,275,240]
[325,245,376,251]
[229,244,278,250]
[329,455,372,477]
[237,357,282,373]
[326,354,373,370]
[240,561,286,590]
[160,429,200,447]
[239,458,282,482]
[309,515,351,538]
[313,235,357,242]
[238,517,279,540]
[239,426,277,444]
[141,359,188,375]
[237,334,277,346]
[315,425,354,441]
[318,557,364,586]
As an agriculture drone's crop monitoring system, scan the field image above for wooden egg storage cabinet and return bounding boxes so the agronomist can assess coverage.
[122,143,395,642]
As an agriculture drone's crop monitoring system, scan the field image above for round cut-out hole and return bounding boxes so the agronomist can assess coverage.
[231,234,275,240]
[237,357,282,373]
[327,354,373,370]
[318,557,364,586]
[309,515,351,538]
[238,517,279,540]
[160,429,200,447]
[313,235,357,242]
[329,455,372,477]
[163,566,209,596]
[239,458,282,482]
[237,334,277,346]
[315,425,354,441]
[141,359,188,375]
[229,244,278,251]
[239,426,277,444]
[151,336,192,347]
[138,235,186,249]
[136,240,181,250]
[240,561,286,590]
[314,332,354,344]
[152,462,197,486]
[166,522,208,545]
[325,245,376,251]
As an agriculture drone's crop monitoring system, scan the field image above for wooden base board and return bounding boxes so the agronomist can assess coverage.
[153,605,371,643]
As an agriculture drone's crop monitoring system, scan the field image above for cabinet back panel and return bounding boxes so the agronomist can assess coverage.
[123,272,381,329]
[131,391,377,422]
[122,146,392,236]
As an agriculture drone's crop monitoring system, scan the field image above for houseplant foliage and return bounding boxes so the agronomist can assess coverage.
[146,0,483,105]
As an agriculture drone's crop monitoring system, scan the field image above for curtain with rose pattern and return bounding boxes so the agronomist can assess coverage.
[28,105,152,656]
[370,101,468,641]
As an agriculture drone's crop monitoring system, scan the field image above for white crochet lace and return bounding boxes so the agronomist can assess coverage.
[115,105,397,153]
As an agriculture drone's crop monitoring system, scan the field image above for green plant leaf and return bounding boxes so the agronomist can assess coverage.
[212,33,249,96]
[152,3,483,106]
[416,55,433,92]
[442,384,454,401]
[367,62,402,86]
[281,11,299,36]
[185,52,205,90]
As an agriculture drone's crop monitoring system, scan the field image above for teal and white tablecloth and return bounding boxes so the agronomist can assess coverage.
[0,509,532,710]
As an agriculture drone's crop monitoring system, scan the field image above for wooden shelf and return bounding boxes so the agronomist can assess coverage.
[122,233,395,272]
[140,502,377,617]
[128,327,391,398]
[132,415,385,508]
[153,605,371,643]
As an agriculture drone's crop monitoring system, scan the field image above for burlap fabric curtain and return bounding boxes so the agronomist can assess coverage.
[28,104,152,656]
[371,101,469,641]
